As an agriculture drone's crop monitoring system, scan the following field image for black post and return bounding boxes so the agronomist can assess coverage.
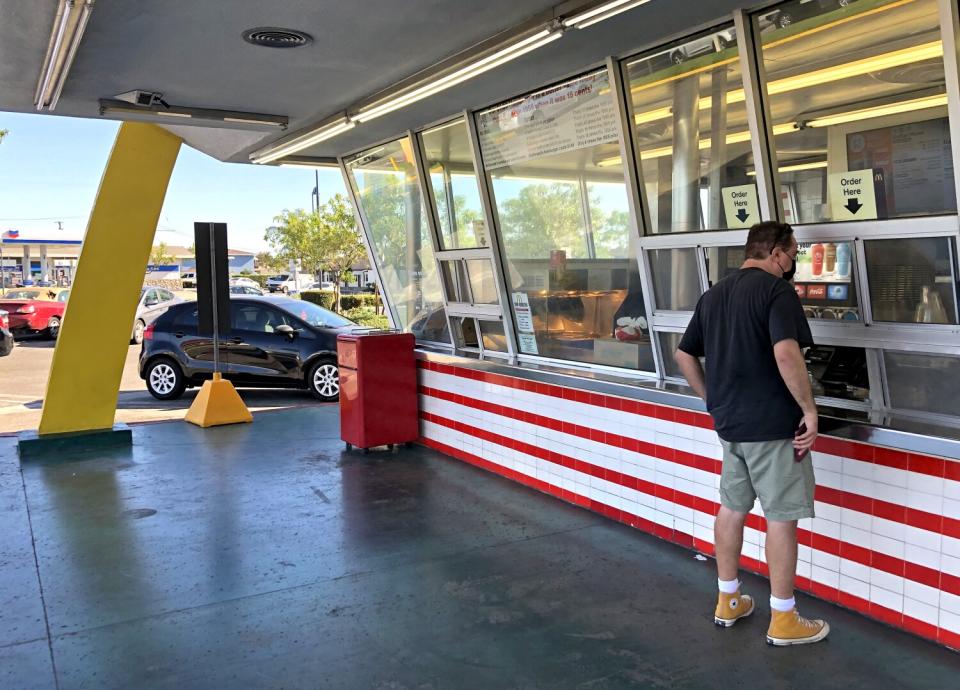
[194,223,230,362]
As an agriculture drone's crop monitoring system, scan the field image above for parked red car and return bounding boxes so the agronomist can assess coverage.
[0,288,69,340]
[0,309,13,356]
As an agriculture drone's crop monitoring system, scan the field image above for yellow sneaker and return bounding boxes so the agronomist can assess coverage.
[714,590,755,627]
[766,608,830,646]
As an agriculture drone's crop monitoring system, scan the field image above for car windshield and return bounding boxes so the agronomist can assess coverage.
[282,300,355,328]
[3,289,42,300]
[271,274,289,281]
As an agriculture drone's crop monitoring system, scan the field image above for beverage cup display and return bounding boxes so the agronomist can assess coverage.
[836,242,851,279]
[824,243,837,274]
[811,243,825,276]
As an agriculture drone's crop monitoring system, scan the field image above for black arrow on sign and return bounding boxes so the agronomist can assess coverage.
[845,198,862,214]
[736,208,749,223]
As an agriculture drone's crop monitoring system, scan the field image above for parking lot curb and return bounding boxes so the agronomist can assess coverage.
[17,423,132,461]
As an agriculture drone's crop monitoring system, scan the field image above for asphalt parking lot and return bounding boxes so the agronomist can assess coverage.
[0,339,326,435]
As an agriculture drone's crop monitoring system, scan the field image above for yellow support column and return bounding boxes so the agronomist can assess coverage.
[38,123,181,436]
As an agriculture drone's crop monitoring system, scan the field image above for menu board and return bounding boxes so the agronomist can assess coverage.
[846,117,956,217]
[477,71,621,171]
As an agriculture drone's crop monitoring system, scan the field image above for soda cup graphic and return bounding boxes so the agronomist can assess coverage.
[811,243,825,277]
[836,242,851,279]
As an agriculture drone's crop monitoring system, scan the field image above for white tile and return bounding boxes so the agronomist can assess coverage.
[816,468,843,491]
[870,569,905,595]
[905,543,942,572]
[942,553,960,578]
[840,558,871,583]
[939,609,960,635]
[812,564,840,589]
[841,508,873,532]
[742,540,760,563]
[812,550,840,572]
[871,515,907,543]
[945,477,960,502]
[942,536,960,560]
[873,463,908,489]
[940,591,960,616]
[869,585,903,613]
[943,498,960,522]
[797,558,812,581]
[843,457,874,481]
[815,501,843,524]
[798,544,813,564]
[908,471,944,497]
[840,574,870,600]
[904,579,941,607]
[871,533,905,560]
[906,490,944,515]
[814,517,842,540]
[903,597,940,626]
[811,451,843,474]
[839,523,871,549]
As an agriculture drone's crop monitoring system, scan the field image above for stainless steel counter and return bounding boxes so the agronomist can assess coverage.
[416,348,960,462]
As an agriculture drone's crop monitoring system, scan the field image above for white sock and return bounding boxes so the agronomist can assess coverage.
[770,595,795,612]
[718,578,739,594]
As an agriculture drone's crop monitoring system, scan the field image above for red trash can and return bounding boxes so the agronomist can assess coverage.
[337,332,419,451]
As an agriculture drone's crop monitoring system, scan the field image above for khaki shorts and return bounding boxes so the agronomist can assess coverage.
[719,439,816,522]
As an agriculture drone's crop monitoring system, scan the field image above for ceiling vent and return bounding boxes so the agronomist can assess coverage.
[242,27,313,49]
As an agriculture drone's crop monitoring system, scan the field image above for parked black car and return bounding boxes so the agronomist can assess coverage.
[139,296,359,401]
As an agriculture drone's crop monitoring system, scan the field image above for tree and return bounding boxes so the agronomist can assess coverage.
[315,194,367,309]
[265,194,367,311]
[0,129,7,144]
[255,250,285,273]
[150,242,174,266]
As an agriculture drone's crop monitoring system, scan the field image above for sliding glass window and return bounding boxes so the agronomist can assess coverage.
[420,119,489,249]
[345,139,449,343]
[626,24,757,233]
[754,0,954,224]
[477,70,653,371]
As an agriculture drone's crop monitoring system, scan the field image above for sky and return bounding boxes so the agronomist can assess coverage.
[0,112,348,253]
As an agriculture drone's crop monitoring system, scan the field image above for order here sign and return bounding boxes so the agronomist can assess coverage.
[829,169,879,220]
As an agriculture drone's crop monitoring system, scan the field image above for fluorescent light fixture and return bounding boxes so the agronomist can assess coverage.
[634,123,796,161]
[595,156,623,168]
[632,41,943,126]
[99,99,288,129]
[250,117,355,164]
[747,160,828,176]
[562,0,652,29]
[353,27,562,123]
[803,93,947,128]
[35,0,95,111]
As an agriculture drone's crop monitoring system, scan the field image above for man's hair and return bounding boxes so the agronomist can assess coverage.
[744,221,794,260]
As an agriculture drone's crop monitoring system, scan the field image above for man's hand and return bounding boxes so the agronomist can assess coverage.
[794,412,818,453]
[674,349,707,401]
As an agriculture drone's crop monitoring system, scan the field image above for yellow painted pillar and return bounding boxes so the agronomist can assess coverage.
[39,123,181,435]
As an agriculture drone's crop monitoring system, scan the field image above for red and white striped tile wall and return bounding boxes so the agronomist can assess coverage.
[416,358,960,650]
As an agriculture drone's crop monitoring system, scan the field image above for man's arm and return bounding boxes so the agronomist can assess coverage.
[773,338,818,452]
[674,350,707,401]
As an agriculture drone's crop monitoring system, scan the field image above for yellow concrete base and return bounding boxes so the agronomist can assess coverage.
[184,373,253,428]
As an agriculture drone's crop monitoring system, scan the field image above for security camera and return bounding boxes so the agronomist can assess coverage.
[114,90,170,109]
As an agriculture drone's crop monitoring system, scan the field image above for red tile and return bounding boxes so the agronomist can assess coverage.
[905,508,942,535]
[904,562,941,590]
[873,446,910,472]
[810,581,840,603]
[872,551,905,577]
[869,602,903,627]
[939,626,960,649]
[909,453,945,479]
[901,615,939,643]
[945,460,960,483]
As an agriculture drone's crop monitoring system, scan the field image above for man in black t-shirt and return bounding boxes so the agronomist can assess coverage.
[675,221,829,646]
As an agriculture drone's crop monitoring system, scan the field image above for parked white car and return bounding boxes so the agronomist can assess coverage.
[181,272,197,289]
[266,273,313,294]
[230,276,261,289]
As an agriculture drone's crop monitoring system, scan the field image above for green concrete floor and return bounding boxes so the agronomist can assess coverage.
[1,406,958,689]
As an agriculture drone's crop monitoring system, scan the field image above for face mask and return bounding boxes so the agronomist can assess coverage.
[781,258,796,282]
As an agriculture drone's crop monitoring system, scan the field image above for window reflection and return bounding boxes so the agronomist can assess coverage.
[345,139,450,343]
[794,241,860,321]
[478,71,653,371]
[649,248,701,311]
[420,119,488,249]
[864,236,958,324]
[755,0,954,223]
[626,24,758,233]
[885,351,960,417]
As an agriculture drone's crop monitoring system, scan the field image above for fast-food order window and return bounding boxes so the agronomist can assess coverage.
[344,139,450,344]
[753,0,955,224]
[476,70,654,372]
[625,23,761,233]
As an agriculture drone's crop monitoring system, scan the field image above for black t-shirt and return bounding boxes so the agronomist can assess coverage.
[678,268,813,442]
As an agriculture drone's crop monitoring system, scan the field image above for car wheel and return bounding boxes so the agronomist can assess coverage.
[308,359,339,402]
[46,316,61,340]
[132,319,146,345]
[776,12,792,27]
[146,358,186,400]
[670,50,685,65]
[281,286,289,294]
